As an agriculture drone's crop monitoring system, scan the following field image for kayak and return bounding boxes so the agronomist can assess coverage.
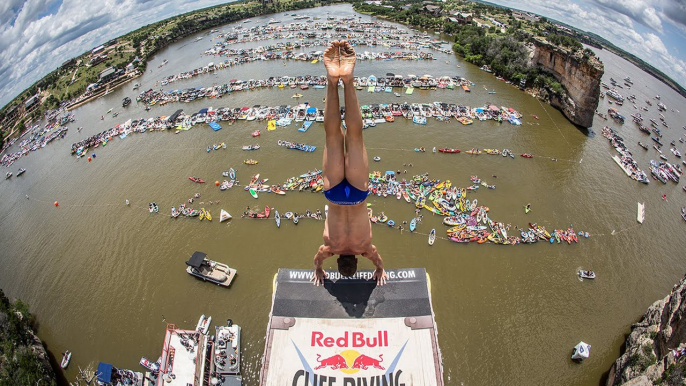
[428,229,436,245]
[275,210,281,228]
[409,218,417,232]
[220,209,232,222]
[249,188,258,199]
[189,176,205,183]
[524,205,531,214]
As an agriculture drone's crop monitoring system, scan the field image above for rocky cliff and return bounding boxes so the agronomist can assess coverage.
[530,39,604,128]
[606,273,686,386]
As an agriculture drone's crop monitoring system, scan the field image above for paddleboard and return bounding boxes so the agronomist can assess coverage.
[275,210,281,228]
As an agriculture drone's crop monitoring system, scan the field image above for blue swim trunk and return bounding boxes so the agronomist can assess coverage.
[324,178,369,205]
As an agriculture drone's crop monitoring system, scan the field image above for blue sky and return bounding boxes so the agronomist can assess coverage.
[1,0,685,109]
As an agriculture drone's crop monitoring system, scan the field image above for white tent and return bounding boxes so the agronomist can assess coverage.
[572,341,591,361]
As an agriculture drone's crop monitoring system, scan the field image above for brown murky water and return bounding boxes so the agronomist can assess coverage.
[1,5,686,385]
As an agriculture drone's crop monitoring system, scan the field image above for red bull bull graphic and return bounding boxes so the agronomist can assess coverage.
[314,354,349,370]
[352,354,385,370]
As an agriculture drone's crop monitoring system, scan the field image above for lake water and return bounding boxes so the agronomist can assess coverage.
[1,4,685,385]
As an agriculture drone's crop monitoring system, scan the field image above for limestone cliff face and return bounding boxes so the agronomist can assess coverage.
[606,273,686,386]
[530,39,604,128]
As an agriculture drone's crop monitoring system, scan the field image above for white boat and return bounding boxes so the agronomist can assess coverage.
[578,270,596,279]
[275,210,281,228]
[220,209,232,222]
[637,202,645,224]
[186,251,237,287]
[139,356,160,372]
[60,351,72,369]
[428,229,436,245]
[196,314,212,335]
[214,320,241,377]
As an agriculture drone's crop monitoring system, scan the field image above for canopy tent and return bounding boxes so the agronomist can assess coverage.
[571,341,591,361]
[168,109,183,123]
[306,107,316,114]
[198,108,208,114]
[96,362,113,383]
[186,251,207,268]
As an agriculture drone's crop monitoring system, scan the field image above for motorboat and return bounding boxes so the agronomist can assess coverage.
[213,319,241,380]
[578,270,596,279]
[16,168,26,176]
[5,172,12,179]
[139,356,160,372]
[185,251,237,287]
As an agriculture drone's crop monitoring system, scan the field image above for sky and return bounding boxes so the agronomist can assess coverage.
[1,0,686,109]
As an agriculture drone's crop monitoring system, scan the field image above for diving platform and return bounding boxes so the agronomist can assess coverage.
[260,268,443,385]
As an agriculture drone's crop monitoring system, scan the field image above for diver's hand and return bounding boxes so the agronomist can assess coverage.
[372,268,387,286]
[311,268,328,286]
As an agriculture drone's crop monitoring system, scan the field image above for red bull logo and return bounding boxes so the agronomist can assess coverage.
[311,331,389,348]
[312,350,385,374]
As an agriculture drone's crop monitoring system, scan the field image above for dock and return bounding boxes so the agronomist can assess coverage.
[157,325,206,386]
[260,268,443,385]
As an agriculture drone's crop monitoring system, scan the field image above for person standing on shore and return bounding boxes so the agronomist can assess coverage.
[311,41,387,287]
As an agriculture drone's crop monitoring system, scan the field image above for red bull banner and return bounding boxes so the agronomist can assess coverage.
[262,318,441,385]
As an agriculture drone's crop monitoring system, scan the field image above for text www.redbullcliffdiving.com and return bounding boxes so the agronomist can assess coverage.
[289,270,417,281]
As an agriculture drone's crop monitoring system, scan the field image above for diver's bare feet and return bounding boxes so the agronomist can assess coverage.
[323,41,342,82]
[338,40,356,83]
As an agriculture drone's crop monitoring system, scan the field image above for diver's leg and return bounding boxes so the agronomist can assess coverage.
[322,42,345,190]
[339,41,368,192]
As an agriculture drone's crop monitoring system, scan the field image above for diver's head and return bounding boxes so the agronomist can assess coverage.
[337,254,358,277]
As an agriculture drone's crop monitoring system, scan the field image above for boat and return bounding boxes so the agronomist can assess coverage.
[139,356,160,372]
[196,314,212,335]
[373,156,381,162]
[122,97,131,107]
[521,153,533,158]
[148,202,159,213]
[292,93,303,98]
[60,351,72,369]
[5,172,12,179]
[252,130,261,137]
[637,202,645,224]
[409,218,417,232]
[387,220,395,227]
[189,176,205,183]
[244,159,258,165]
[524,204,531,214]
[185,251,237,287]
[229,168,236,180]
[293,215,299,225]
[171,207,180,218]
[578,270,596,279]
[220,209,232,222]
[428,229,436,245]
[438,148,460,153]
[275,210,281,228]
[242,144,261,151]
[214,320,241,378]
[249,187,258,199]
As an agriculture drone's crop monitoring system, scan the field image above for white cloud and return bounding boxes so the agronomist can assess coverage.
[0,0,234,108]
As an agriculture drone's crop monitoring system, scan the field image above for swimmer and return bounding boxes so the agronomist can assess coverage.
[312,40,386,287]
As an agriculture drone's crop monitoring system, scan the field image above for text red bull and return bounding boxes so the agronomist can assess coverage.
[311,331,389,348]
